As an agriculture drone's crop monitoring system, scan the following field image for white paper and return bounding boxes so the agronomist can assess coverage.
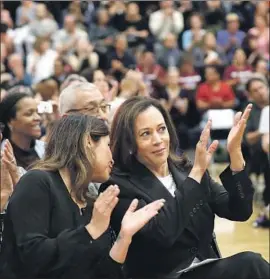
[207,109,235,130]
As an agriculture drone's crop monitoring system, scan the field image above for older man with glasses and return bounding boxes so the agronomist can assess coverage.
[59,82,111,123]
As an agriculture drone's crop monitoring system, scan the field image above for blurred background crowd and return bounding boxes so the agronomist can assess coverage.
[0,0,269,228]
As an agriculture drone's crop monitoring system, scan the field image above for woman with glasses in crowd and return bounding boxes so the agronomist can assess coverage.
[0,114,164,278]
[100,96,269,279]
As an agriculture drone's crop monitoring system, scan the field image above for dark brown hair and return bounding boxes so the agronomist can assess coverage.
[110,96,191,172]
[33,114,109,203]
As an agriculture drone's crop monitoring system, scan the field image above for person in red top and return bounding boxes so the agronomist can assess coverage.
[196,65,235,111]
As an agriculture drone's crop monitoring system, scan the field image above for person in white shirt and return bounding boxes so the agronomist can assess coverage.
[149,0,184,42]
[53,14,88,56]
[259,105,269,154]
[26,37,58,84]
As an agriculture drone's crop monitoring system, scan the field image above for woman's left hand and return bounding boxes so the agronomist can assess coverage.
[120,199,165,238]
[227,104,252,155]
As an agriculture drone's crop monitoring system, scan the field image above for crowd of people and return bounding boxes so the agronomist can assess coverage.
[0,0,269,278]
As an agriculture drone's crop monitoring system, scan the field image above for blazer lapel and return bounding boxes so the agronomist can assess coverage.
[169,161,200,241]
[129,160,175,202]
[127,160,200,241]
[168,161,189,193]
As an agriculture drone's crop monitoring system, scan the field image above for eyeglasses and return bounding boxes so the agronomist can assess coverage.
[0,122,5,133]
[66,103,111,115]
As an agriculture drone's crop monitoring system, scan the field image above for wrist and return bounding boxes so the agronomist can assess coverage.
[117,230,132,244]
[1,190,12,198]
[229,151,245,172]
[85,222,103,240]
[189,167,205,183]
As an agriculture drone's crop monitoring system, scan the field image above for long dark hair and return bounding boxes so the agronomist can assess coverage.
[110,96,191,172]
[33,114,109,203]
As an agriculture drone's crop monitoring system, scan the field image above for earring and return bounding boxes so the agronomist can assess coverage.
[129,150,133,155]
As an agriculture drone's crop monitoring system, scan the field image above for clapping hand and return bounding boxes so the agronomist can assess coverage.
[189,119,219,183]
[1,140,16,212]
[1,140,20,185]
[227,104,252,154]
[120,199,165,238]
[86,185,120,239]
[227,104,252,171]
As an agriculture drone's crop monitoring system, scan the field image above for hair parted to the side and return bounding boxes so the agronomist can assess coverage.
[110,96,191,172]
[32,114,109,203]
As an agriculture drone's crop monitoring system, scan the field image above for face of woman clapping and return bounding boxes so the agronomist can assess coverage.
[134,106,170,174]
[88,135,114,183]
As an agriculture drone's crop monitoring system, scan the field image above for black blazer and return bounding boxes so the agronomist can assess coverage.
[100,159,254,278]
[0,170,125,279]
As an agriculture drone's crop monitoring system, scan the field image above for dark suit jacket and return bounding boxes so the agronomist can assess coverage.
[0,170,124,279]
[100,159,254,278]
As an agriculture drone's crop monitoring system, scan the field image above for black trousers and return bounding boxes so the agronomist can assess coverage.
[180,252,269,279]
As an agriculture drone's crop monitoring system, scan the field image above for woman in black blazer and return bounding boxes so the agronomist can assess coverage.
[100,96,269,279]
[0,114,164,279]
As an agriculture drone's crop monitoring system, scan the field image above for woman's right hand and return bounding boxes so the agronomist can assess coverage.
[189,119,219,183]
[2,140,20,185]
[86,185,120,239]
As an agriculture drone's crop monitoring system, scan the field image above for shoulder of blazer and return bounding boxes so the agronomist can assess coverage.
[111,166,130,177]
[99,166,130,194]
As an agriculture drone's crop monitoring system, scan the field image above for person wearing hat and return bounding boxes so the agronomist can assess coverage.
[217,13,246,63]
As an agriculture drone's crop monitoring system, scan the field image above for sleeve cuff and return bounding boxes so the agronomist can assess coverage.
[77,226,111,252]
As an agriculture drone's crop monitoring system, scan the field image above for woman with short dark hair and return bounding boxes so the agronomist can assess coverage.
[0,92,45,170]
[0,114,164,278]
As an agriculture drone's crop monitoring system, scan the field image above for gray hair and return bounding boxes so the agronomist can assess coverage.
[59,82,99,116]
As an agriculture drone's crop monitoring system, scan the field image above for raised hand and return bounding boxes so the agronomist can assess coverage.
[189,119,219,183]
[2,140,20,185]
[120,199,165,238]
[227,104,252,154]
[227,104,252,171]
[0,158,13,212]
[86,185,120,239]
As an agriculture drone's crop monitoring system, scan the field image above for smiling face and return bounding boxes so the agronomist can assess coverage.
[9,97,41,139]
[134,106,170,172]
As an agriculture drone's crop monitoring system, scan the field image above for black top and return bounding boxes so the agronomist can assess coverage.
[10,140,40,170]
[0,170,125,279]
[100,160,254,278]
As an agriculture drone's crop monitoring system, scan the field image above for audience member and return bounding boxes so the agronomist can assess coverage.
[101,96,269,279]
[217,13,246,63]
[196,66,235,111]
[0,114,164,278]
[245,78,270,228]
[149,0,184,43]
[182,13,206,51]
[0,92,45,170]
